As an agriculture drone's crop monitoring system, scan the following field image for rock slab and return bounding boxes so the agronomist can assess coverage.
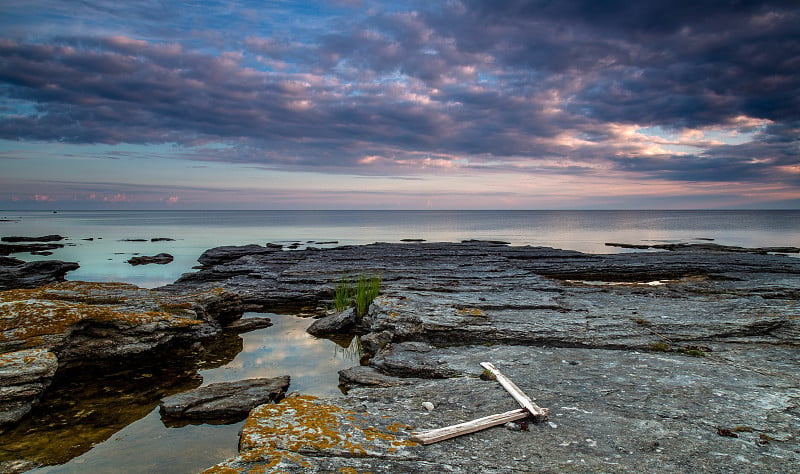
[159,376,290,421]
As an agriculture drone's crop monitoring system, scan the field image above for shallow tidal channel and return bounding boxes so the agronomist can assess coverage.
[1,314,361,473]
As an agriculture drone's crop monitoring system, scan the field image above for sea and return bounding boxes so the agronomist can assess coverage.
[1,209,798,473]
[2,209,799,288]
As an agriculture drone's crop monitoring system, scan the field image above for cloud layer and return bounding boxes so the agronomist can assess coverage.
[0,0,798,208]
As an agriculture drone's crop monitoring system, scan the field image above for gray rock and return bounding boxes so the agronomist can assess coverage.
[196,244,279,266]
[223,316,273,333]
[182,241,799,473]
[0,257,79,290]
[306,308,356,336]
[159,376,290,421]
[370,342,461,379]
[338,365,417,388]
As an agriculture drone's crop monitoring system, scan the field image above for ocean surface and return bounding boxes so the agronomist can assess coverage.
[3,209,798,288]
[2,209,798,473]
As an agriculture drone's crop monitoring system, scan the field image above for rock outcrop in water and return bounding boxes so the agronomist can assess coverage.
[173,241,800,473]
[0,280,245,432]
[0,257,80,290]
[159,376,290,422]
[126,252,174,266]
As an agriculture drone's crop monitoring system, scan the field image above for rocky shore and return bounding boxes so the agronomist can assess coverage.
[1,240,799,472]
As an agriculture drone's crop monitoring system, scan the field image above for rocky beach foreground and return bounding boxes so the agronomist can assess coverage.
[1,240,799,472]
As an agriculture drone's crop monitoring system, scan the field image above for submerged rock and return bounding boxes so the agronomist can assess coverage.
[159,376,290,421]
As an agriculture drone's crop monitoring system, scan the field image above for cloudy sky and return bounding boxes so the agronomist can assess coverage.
[1,0,798,210]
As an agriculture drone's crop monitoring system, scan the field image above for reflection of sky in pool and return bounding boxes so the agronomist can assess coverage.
[200,313,361,395]
[33,314,360,474]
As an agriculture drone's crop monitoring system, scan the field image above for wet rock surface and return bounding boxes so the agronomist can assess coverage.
[188,241,799,473]
[159,376,290,422]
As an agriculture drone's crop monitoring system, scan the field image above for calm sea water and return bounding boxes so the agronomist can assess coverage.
[2,210,798,473]
[2,210,798,288]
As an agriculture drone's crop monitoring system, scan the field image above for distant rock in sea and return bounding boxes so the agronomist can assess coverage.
[127,253,174,266]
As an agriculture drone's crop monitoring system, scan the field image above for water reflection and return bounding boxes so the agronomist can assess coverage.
[199,314,362,396]
[5,314,360,474]
[0,333,241,467]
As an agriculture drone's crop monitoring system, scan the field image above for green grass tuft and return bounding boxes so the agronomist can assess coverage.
[355,274,381,317]
[333,273,381,317]
[333,276,352,312]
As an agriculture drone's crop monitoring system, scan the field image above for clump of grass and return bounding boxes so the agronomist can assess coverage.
[333,276,352,312]
[332,273,381,317]
[355,274,381,317]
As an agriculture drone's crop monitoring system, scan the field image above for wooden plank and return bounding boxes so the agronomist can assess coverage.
[480,362,548,421]
[410,408,529,445]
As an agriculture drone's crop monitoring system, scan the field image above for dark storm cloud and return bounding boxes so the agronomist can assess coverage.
[0,0,797,183]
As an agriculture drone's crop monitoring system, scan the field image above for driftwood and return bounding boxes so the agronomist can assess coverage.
[480,362,549,422]
[410,362,549,445]
[410,408,529,445]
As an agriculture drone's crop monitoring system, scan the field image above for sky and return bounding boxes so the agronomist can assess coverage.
[0,0,798,210]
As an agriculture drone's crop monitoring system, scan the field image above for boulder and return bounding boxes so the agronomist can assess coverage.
[306,308,356,336]
[159,376,290,421]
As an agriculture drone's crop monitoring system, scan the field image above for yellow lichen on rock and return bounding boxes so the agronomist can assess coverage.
[0,281,207,349]
[207,394,419,473]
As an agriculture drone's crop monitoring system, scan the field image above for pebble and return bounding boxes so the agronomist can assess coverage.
[421,401,435,411]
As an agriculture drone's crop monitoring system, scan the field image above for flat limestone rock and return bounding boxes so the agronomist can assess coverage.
[0,281,244,360]
[210,344,800,473]
[179,241,799,473]
[207,394,419,472]
[338,365,418,388]
[159,376,290,421]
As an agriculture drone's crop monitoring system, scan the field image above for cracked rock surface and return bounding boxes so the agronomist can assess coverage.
[190,241,799,473]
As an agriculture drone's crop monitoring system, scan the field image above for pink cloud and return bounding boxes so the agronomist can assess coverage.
[102,193,130,203]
